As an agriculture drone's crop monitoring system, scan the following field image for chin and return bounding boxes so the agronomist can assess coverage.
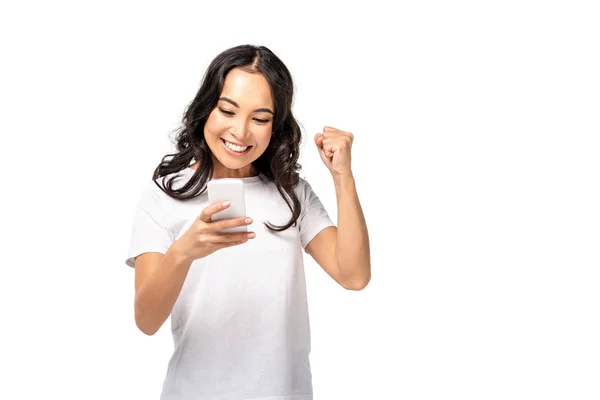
[214,151,252,169]
[221,160,251,170]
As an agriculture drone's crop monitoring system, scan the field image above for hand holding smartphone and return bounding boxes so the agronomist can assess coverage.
[207,178,249,233]
[171,191,255,263]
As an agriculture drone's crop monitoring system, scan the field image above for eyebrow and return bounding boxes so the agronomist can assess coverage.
[219,97,274,115]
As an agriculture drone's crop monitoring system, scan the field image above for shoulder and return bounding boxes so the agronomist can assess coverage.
[138,169,191,206]
[294,175,321,199]
[293,175,310,194]
[154,168,192,191]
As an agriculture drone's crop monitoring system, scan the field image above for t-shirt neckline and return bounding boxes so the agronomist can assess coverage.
[184,167,264,184]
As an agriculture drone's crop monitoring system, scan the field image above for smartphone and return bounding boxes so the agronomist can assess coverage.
[207,178,248,233]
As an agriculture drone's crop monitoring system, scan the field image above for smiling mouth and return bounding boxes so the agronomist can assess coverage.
[221,138,252,154]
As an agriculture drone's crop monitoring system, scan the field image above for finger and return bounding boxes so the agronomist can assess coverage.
[317,144,331,164]
[314,133,324,146]
[213,216,254,232]
[322,141,336,158]
[217,239,248,250]
[211,231,255,243]
[199,201,231,223]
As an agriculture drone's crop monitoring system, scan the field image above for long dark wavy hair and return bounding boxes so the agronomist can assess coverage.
[153,45,303,232]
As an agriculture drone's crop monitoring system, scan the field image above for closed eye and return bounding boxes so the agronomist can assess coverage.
[218,108,270,124]
[219,108,234,116]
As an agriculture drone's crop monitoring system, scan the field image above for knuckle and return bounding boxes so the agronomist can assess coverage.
[199,231,212,242]
[222,233,233,241]
[219,220,230,230]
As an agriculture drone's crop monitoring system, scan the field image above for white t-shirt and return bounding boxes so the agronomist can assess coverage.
[125,167,335,400]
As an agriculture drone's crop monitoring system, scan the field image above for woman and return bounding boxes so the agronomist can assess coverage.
[125,44,370,400]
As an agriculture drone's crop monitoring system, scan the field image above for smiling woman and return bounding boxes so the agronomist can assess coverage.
[125,44,371,400]
[153,45,303,232]
[204,69,275,172]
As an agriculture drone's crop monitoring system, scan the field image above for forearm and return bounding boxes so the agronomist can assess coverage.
[334,173,371,289]
[134,245,192,335]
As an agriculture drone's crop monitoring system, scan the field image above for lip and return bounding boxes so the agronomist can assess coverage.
[222,138,250,147]
[221,138,252,156]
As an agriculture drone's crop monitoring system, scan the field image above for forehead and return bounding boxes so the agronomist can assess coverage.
[221,68,273,108]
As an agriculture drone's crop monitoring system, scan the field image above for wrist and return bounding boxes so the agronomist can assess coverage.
[167,241,192,266]
[333,171,355,187]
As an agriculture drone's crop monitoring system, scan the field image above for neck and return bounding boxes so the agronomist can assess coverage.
[204,157,258,179]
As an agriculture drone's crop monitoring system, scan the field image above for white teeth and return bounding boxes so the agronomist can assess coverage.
[224,140,249,152]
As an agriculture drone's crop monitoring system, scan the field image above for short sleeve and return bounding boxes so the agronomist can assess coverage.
[125,181,174,268]
[298,179,335,250]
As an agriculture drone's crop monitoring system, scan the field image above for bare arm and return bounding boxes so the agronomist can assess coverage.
[306,173,371,290]
[133,249,191,336]
[307,127,370,290]
[333,173,371,288]
[132,201,255,335]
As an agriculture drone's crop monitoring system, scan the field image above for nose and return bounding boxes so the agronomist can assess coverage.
[229,118,251,142]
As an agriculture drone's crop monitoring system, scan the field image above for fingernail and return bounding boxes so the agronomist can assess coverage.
[223,201,231,207]
[248,232,256,238]
[245,217,253,224]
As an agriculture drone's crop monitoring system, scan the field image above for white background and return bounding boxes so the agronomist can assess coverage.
[1,1,599,399]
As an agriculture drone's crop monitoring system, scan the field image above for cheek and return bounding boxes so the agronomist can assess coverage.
[256,126,273,146]
[205,110,227,132]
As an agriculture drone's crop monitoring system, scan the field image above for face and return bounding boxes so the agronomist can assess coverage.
[203,67,274,178]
